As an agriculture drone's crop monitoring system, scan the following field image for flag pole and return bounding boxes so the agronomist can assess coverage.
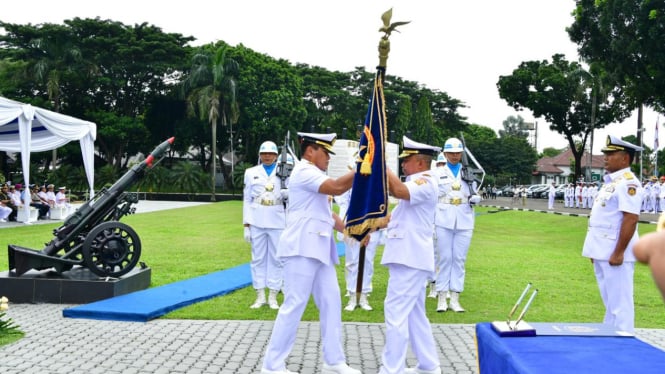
[655,116,660,177]
[355,243,367,305]
[354,9,408,306]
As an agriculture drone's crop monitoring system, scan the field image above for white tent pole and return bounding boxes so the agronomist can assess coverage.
[18,105,33,223]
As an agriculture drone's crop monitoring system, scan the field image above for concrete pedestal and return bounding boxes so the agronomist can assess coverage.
[0,266,151,304]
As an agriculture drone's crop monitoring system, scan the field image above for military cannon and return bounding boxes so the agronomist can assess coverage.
[8,137,174,278]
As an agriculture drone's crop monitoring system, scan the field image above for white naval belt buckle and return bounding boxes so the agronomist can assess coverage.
[450,198,463,206]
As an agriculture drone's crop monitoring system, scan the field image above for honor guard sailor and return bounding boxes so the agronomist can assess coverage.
[582,134,644,333]
[243,140,288,310]
[380,136,442,374]
[432,137,481,313]
[261,132,360,374]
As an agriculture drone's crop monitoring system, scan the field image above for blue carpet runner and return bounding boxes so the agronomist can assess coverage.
[63,242,346,322]
[63,264,251,322]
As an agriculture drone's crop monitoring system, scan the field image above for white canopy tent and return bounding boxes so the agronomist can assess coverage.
[0,97,96,223]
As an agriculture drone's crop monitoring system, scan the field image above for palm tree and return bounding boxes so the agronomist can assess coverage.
[181,44,239,201]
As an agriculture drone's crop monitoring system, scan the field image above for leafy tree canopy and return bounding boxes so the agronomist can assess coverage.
[568,0,665,112]
[497,54,629,181]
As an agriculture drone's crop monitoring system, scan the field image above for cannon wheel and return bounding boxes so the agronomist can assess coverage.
[82,221,142,277]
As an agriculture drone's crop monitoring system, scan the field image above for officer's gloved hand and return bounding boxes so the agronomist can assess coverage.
[469,195,482,205]
[243,226,251,243]
[280,189,289,201]
[336,231,345,242]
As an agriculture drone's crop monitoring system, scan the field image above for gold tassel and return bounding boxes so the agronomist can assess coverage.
[360,154,372,175]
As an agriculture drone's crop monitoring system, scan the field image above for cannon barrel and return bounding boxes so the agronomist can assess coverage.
[44,137,174,255]
[8,137,174,276]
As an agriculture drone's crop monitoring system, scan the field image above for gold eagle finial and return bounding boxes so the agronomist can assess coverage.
[378,8,410,68]
[379,8,411,37]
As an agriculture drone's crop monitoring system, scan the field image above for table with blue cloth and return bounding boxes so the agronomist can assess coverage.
[475,322,665,374]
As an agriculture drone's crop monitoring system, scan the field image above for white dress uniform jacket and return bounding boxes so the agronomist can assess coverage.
[582,169,642,261]
[434,165,475,230]
[382,170,437,271]
[242,164,286,229]
[277,161,337,265]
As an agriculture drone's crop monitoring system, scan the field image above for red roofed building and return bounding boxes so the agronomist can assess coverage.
[532,148,605,185]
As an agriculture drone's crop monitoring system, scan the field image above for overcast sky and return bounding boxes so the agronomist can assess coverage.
[3,0,660,153]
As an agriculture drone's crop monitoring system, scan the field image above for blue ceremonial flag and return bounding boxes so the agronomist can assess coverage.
[345,67,389,242]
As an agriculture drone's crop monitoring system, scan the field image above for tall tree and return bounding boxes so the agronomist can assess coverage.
[229,45,306,163]
[497,54,629,181]
[568,0,665,142]
[181,43,239,198]
[462,125,538,186]
[413,96,434,143]
[499,115,529,139]
[0,22,94,170]
[0,18,194,170]
[296,64,367,138]
[69,18,193,168]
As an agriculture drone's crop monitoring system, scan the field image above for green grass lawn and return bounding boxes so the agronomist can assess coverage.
[1,201,663,328]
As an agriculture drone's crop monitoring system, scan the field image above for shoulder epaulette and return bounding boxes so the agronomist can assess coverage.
[624,172,634,180]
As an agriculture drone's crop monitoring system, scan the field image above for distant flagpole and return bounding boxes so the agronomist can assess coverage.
[655,117,660,177]
[345,9,409,304]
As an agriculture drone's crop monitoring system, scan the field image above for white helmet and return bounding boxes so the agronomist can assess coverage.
[286,154,295,165]
[436,153,446,164]
[259,141,278,154]
[443,138,464,153]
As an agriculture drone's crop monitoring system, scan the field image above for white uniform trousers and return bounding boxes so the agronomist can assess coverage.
[250,226,283,291]
[0,205,11,220]
[262,256,345,371]
[380,264,440,374]
[344,237,378,294]
[434,227,472,292]
[548,195,555,209]
[593,260,635,332]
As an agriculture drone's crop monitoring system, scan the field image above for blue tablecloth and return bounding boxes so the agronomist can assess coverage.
[476,323,665,374]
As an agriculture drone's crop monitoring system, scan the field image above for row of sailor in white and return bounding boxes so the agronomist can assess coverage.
[642,180,661,212]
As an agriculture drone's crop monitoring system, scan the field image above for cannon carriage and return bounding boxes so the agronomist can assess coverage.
[8,137,174,278]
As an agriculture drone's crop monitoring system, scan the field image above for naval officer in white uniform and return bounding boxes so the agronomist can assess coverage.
[582,134,644,333]
[261,132,359,374]
[380,136,442,374]
[243,140,287,309]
